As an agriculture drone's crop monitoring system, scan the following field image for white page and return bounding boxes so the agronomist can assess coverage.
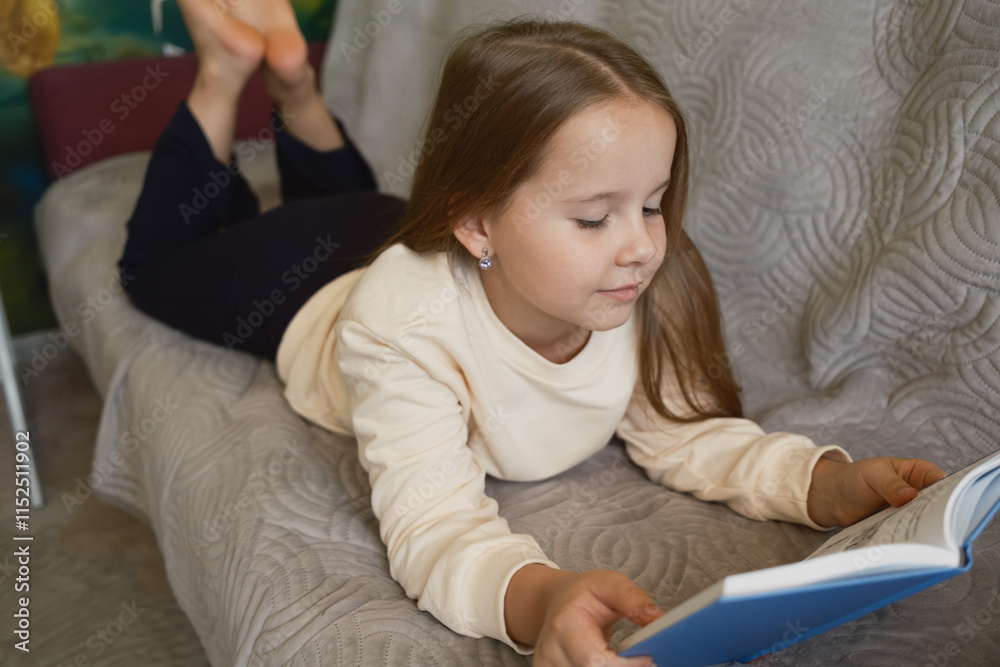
[805,471,961,562]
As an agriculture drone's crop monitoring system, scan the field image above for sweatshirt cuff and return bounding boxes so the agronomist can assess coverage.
[462,543,559,654]
[760,443,852,530]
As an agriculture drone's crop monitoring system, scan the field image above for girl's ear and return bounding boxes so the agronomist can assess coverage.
[452,214,491,259]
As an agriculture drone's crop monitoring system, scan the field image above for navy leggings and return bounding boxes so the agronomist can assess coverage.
[118,102,406,360]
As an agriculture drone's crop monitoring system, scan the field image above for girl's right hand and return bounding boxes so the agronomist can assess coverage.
[505,564,662,666]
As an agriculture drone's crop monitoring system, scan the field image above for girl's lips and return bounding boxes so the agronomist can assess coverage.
[598,284,639,301]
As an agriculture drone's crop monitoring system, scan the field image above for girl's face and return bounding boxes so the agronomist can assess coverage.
[457,97,676,362]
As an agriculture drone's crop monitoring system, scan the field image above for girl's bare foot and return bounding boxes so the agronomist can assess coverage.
[266,61,347,153]
[220,0,345,152]
[180,0,343,157]
[210,0,305,80]
[179,0,266,162]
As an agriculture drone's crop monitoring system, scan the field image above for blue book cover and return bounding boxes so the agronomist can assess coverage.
[616,450,1000,666]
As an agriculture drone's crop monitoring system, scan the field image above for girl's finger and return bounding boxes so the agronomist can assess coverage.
[592,575,663,627]
[909,459,947,488]
[873,460,918,506]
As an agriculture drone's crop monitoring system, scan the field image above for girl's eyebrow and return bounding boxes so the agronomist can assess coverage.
[563,177,671,204]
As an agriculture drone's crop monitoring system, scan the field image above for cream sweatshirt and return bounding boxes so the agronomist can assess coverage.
[276,243,850,653]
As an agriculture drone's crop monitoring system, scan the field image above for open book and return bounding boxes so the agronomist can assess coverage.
[616,449,1000,666]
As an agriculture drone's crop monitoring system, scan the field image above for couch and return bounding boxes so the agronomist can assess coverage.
[33,0,1000,664]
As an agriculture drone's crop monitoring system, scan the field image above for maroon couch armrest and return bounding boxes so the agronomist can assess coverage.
[28,42,327,180]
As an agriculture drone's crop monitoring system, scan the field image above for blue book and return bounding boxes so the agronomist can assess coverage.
[616,449,1000,666]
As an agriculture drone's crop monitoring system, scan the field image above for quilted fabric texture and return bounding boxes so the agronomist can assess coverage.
[323,0,1000,468]
[34,0,1000,665]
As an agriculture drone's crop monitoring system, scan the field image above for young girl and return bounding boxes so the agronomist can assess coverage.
[120,1,946,665]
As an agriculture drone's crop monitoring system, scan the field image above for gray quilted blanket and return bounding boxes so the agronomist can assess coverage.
[35,0,1000,664]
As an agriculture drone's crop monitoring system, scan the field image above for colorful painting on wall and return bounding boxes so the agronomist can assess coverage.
[0,0,336,334]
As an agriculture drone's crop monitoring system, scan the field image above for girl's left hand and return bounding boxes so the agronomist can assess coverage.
[806,456,947,528]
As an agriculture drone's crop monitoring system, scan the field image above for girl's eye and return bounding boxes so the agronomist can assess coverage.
[574,216,609,230]
[643,207,662,217]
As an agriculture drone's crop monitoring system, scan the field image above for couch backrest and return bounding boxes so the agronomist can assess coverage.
[322,0,1000,463]
[29,42,326,180]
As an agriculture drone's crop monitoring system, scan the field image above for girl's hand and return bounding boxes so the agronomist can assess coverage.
[807,456,947,527]
[505,564,662,667]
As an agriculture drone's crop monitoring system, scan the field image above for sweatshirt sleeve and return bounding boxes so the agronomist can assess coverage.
[616,380,851,530]
[336,320,557,653]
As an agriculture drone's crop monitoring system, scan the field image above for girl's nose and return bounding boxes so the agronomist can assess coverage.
[620,212,658,268]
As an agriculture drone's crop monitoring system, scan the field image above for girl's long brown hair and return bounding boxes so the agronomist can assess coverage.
[365,19,742,422]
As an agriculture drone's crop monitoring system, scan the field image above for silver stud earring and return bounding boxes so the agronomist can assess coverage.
[479,248,492,270]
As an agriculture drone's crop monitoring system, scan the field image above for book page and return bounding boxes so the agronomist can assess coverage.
[958,472,1000,539]
[805,450,1000,561]
[805,471,960,561]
